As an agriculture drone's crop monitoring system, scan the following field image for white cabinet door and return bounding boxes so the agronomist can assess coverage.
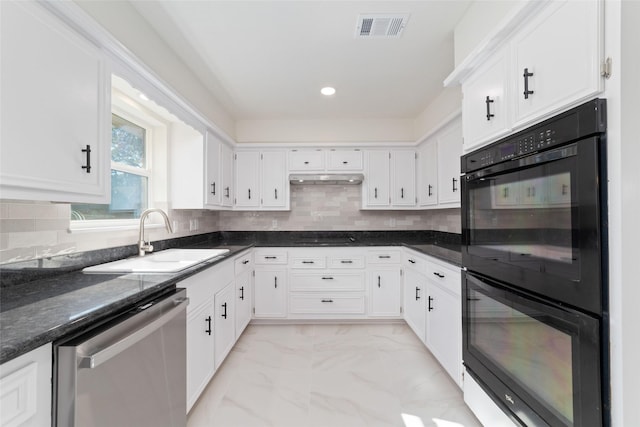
[186,298,215,411]
[327,149,363,171]
[221,143,234,207]
[234,151,260,207]
[437,120,463,206]
[260,151,287,208]
[0,1,110,203]
[0,343,51,427]
[462,48,511,152]
[418,139,438,207]
[426,280,462,388]
[391,151,416,206]
[214,282,235,369]
[512,0,602,128]
[403,268,426,343]
[369,269,402,317]
[204,131,222,207]
[364,151,390,207]
[254,269,287,318]
[235,269,252,337]
[289,149,325,171]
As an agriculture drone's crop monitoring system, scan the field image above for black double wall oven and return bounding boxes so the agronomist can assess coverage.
[461,99,608,426]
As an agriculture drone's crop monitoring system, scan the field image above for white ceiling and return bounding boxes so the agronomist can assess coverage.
[131,1,471,122]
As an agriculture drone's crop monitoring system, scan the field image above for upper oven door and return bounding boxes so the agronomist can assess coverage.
[462,136,604,315]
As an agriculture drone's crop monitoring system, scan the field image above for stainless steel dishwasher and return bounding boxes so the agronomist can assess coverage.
[55,288,188,427]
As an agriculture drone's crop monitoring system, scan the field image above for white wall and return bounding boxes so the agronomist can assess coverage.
[413,86,462,140]
[236,118,415,144]
[453,1,521,66]
[74,0,236,139]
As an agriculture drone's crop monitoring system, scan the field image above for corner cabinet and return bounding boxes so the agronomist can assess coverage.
[204,133,234,209]
[234,150,289,210]
[0,0,110,203]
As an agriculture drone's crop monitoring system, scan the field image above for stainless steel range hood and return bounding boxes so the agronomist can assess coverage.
[289,173,364,185]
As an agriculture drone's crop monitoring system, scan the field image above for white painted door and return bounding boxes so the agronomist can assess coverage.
[418,139,438,207]
[437,120,463,206]
[204,131,221,207]
[391,151,417,206]
[221,143,234,207]
[214,282,236,369]
[512,0,603,128]
[403,268,426,343]
[234,151,260,207]
[462,48,511,152]
[369,269,402,317]
[235,270,252,337]
[364,151,390,207]
[426,281,462,387]
[260,151,287,208]
[186,298,215,410]
[254,269,287,318]
[0,0,110,203]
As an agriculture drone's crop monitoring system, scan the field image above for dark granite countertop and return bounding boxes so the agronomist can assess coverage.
[0,230,460,364]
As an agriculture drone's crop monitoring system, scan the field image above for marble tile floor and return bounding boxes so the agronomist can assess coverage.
[187,323,482,427]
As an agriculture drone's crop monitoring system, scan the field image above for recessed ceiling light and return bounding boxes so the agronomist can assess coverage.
[321,87,336,96]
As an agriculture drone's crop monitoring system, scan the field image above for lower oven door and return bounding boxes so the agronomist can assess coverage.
[462,271,603,427]
[55,288,188,427]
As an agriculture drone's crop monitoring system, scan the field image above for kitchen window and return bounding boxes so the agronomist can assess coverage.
[71,113,151,222]
[70,75,170,231]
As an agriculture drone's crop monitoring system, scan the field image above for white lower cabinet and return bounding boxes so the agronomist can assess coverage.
[185,298,215,411]
[403,267,427,343]
[214,283,235,369]
[0,343,51,427]
[234,251,253,337]
[254,269,288,318]
[182,259,234,412]
[402,249,463,388]
[369,269,402,317]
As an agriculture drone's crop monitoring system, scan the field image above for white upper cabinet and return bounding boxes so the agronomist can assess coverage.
[289,149,325,171]
[363,151,391,207]
[234,151,260,208]
[220,143,234,207]
[436,120,463,207]
[204,132,234,209]
[417,139,438,207]
[260,151,287,208]
[0,0,110,203]
[462,48,511,152]
[391,151,417,206]
[512,0,603,128]
[451,0,603,152]
[327,149,363,171]
[235,150,288,210]
[363,150,416,209]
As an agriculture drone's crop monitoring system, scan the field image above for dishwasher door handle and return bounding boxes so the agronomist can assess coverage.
[79,296,189,369]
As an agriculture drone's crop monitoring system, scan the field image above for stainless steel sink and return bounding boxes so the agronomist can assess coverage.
[83,248,230,273]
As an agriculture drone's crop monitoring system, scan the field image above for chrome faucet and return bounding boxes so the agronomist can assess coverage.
[138,208,173,256]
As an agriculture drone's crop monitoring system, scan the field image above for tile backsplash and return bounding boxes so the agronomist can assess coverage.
[220,185,461,232]
[0,186,460,264]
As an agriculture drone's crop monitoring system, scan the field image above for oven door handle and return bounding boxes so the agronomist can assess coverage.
[78,296,189,369]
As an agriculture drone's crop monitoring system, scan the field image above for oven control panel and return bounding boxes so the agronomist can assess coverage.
[462,98,606,174]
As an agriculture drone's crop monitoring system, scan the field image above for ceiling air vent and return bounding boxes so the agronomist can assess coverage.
[356,14,409,38]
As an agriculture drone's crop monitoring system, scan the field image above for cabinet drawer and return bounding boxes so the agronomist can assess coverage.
[426,262,461,296]
[327,255,365,269]
[290,271,365,291]
[253,249,288,264]
[289,295,366,314]
[327,150,363,170]
[290,256,326,269]
[289,150,325,171]
[367,249,401,264]
[403,251,429,271]
[234,252,253,274]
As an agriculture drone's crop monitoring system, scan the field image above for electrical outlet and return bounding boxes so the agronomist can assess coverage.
[189,219,198,231]
[389,217,396,227]
[272,219,278,228]
[172,221,178,232]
